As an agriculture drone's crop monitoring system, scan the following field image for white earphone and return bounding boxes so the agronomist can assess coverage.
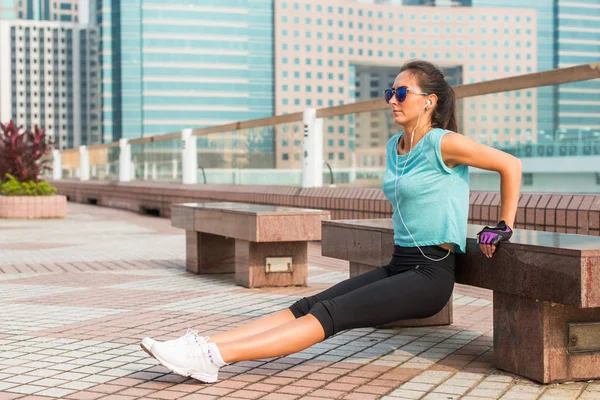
[394,100,451,262]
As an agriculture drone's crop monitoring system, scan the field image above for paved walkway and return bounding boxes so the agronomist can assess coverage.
[0,203,598,400]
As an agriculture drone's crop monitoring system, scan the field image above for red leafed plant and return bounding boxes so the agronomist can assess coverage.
[0,120,54,183]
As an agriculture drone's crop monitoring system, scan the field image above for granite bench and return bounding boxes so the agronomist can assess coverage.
[171,202,330,288]
[322,218,600,384]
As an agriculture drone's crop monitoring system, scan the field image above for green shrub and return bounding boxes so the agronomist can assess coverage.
[0,174,57,196]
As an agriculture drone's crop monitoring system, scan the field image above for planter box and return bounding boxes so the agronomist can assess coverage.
[0,195,67,219]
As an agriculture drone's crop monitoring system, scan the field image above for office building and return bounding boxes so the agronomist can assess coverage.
[0,19,100,149]
[92,0,274,143]
[275,0,537,169]
[0,0,80,22]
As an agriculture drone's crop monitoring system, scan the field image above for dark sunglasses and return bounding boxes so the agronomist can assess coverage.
[384,86,429,103]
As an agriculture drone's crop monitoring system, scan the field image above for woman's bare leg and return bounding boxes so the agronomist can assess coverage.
[217,314,325,363]
[208,309,296,345]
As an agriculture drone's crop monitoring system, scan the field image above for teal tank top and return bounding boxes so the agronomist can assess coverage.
[382,128,470,254]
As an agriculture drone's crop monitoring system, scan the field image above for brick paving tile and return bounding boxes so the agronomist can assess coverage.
[87,384,124,394]
[260,377,296,386]
[309,388,347,398]
[226,389,268,399]
[229,374,267,383]
[146,389,185,399]
[99,395,137,400]
[276,385,315,396]
[274,370,310,379]
[116,387,157,397]
[211,380,249,390]
[243,383,281,392]
[178,394,218,400]
[163,383,201,393]
[290,380,327,389]
[260,393,300,400]
[354,384,395,395]
[14,397,55,400]
[194,386,235,396]
[323,382,359,391]
[3,204,600,400]
[343,393,380,400]
[65,391,105,400]
[134,381,175,390]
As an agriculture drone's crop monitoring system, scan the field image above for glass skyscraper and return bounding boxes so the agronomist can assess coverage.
[555,0,599,139]
[94,0,274,142]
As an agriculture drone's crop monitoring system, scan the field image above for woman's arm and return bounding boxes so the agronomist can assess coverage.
[440,133,522,256]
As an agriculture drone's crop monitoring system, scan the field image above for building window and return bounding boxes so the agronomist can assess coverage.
[523,173,533,186]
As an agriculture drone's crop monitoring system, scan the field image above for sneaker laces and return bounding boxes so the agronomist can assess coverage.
[177,328,209,347]
[186,338,210,367]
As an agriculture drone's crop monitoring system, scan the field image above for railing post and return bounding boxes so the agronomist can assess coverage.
[52,149,62,180]
[119,138,131,182]
[302,108,323,188]
[350,153,357,183]
[182,128,197,184]
[79,145,90,181]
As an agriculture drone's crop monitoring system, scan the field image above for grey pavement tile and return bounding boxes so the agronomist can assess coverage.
[35,387,77,397]
[6,384,47,394]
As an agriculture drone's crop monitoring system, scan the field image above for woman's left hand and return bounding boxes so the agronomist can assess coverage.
[477,221,513,258]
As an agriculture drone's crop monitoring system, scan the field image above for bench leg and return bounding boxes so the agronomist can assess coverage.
[350,262,453,328]
[235,240,308,288]
[494,291,600,384]
[185,231,235,274]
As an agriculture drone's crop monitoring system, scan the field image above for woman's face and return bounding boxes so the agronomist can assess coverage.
[388,71,430,127]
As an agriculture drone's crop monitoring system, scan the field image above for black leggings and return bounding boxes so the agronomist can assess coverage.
[289,245,455,338]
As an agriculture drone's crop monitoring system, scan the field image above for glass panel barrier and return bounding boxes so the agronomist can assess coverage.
[61,148,80,180]
[467,83,600,193]
[131,139,182,182]
[323,111,390,188]
[88,146,120,181]
[197,124,296,185]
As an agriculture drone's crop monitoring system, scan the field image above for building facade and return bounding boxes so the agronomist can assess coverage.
[93,0,274,143]
[0,0,80,21]
[0,19,100,149]
[555,0,600,138]
[275,0,537,169]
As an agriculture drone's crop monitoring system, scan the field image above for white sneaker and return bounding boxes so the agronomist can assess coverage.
[140,329,218,383]
[141,328,208,359]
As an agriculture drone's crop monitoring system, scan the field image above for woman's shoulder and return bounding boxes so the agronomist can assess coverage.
[425,128,456,145]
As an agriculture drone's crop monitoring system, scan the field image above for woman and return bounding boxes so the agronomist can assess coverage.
[140,60,522,383]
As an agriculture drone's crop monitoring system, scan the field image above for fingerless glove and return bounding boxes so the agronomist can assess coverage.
[477,220,513,245]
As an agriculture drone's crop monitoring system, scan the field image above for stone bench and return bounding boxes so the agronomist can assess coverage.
[322,219,600,384]
[171,202,330,288]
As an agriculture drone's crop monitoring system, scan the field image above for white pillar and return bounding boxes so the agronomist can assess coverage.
[151,163,157,180]
[119,138,131,182]
[172,159,178,180]
[301,108,324,188]
[182,128,197,184]
[52,149,62,180]
[143,161,149,180]
[79,145,90,181]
